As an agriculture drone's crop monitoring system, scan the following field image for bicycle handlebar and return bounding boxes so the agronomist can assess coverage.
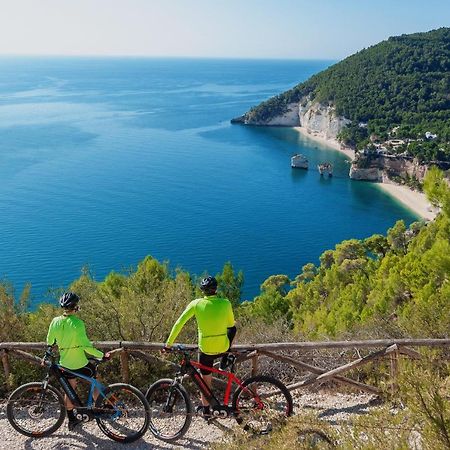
[164,344,249,356]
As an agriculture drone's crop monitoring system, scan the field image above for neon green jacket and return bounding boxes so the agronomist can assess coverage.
[46,315,103,370]
[167,295,235,355]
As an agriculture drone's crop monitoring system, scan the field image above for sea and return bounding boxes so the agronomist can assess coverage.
[0,57,417,306]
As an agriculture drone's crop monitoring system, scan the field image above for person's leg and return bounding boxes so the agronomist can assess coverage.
[201,374,213,407]
[198,353,216,411]
[65,378,80,427]
[86,363,100,402]
[65,378,77,411]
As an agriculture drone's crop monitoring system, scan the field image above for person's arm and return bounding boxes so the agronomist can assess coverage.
[166,300,197,346]
[46,319,56,346]
[78,322,104,359]
[226,303,236,345]
[227,302,235,328]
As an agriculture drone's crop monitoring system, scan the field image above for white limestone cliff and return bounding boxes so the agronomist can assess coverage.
[298,101,351,140]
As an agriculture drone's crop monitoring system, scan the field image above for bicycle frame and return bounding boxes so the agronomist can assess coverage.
[178,354,261,409]
[48,363,109,410]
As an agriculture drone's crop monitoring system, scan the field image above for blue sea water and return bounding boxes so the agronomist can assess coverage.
[0,57,417,305]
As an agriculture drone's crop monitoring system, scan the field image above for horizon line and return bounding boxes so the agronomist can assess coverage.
[0,53,340,62]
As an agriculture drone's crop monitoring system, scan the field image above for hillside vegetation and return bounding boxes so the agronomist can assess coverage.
[242,28,450,161]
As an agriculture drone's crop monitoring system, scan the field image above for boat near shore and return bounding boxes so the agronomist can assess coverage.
[291,154,309,169]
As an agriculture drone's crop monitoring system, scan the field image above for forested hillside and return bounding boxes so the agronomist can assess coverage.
[241,28,450,161]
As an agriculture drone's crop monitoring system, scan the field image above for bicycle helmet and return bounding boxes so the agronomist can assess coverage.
[200,276,218,293]
[59,292,80,309]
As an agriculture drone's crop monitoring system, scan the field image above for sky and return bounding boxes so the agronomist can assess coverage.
[0,0,448,59]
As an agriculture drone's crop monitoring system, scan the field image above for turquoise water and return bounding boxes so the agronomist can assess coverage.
[0,57,416,305]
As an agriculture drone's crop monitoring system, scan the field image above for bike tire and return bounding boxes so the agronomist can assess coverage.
[6,382,65,438]
[145,378,193,442]
[95,383,150,443]
[232,374,293,434]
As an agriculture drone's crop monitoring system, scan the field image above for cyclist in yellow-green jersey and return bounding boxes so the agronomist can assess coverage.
[165,276,237,417]
[47,292,108,430]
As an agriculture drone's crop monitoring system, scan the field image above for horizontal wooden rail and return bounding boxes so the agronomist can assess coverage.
[1,338,449,351]
[1,339,448,395]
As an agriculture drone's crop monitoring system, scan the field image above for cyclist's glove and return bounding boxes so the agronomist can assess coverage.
[41,346,54,366]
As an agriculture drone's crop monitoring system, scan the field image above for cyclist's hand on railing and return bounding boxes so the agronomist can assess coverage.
[41,346,54,366]
[161,345,171,354]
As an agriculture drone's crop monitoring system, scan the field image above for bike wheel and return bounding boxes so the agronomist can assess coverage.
[6,382,65,438]
[145,378,192,442]
[95,383,150,443]
[232,375,293,434]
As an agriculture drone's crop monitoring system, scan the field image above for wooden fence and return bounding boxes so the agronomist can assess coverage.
[1,339,449,396]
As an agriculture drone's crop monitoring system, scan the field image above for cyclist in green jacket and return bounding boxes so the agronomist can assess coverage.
[46,292,108,430]
[165,276,237,418]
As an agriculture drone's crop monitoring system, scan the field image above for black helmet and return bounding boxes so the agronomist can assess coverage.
[200,276,218,293]
[59,292,80,309]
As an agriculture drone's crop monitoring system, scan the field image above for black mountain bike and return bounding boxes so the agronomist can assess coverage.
[146,345,293,442]
[7,350,150,443]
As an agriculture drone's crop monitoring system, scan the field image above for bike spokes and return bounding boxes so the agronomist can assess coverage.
[146,379,192,442]
[95,385,150,443]
[7,383,65,437]
[233,376,293,434]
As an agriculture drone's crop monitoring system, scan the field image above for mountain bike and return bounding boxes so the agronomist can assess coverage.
[6,349,150,443]
[146,345,293,442]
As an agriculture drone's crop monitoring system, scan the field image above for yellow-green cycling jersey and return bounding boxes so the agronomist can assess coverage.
[167,295,235,355]
[47,315,103,370]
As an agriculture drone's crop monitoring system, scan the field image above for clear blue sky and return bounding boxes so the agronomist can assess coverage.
[1,0,448,59]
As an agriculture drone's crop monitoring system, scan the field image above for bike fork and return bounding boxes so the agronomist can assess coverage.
[164,381,181,413]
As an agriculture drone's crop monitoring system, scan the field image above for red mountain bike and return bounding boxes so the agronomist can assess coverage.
[146,345,293,442]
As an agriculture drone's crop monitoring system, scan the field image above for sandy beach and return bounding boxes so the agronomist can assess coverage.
[378,182,437,220]
[294,126,355,159]
[293,126,437,220]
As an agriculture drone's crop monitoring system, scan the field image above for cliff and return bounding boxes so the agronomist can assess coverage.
[348,154,448,182]
[298,101,351,140]
[232,100,351,140]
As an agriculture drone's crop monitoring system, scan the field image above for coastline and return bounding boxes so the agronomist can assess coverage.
[293,126,437,221]
[378,181,437,221]
[293,126,354,159]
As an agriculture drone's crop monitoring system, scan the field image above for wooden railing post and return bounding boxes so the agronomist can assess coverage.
[1,350,11,389]
[251,352,259,377]
[390,347,399,397]
[120,350,130,384]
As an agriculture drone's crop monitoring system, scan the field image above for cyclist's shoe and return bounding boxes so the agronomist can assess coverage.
[195,405,211,421]
[67,418,83,431]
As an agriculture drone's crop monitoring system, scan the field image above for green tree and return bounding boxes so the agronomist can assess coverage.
[216,262,244,307]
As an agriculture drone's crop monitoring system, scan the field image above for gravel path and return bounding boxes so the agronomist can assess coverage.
[0,392,378,449]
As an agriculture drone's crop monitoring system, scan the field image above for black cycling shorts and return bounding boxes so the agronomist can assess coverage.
[198,352,226,375]
[62,362,97,380]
